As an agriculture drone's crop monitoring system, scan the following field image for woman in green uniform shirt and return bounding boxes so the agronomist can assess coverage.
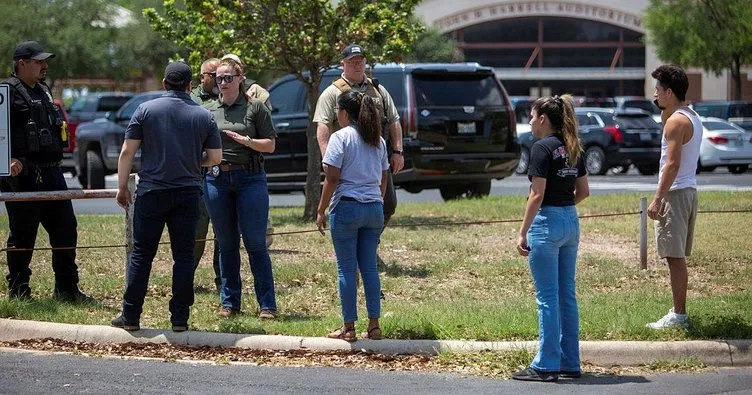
[204,58,278,319]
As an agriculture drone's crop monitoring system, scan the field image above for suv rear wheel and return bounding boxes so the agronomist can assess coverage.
[86,150,106,189]
[729,164,749,174]
[585,146,607,175]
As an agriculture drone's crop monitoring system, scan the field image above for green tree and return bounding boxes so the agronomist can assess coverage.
[0,0,177,86]
[406,22,464,63]
[645,0,752,100]
[145,0,423,219]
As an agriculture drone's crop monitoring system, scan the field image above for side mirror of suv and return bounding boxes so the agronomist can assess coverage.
[105,111,116,121]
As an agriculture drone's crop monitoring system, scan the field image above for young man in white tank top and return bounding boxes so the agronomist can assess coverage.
[646,65,702,330]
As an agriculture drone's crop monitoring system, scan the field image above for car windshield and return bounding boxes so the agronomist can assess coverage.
[413,73,505,107]
[614,115,659,129]
[68,96,94,113]
[703,121,742,131]
[96,96,131,112]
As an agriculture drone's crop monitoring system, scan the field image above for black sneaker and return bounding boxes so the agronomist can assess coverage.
[9,287,32,301]
[54,290,98,304]
[172,324,189,332]
[111,315,140,331]
[511,367,558,382]
[558,370,582,378]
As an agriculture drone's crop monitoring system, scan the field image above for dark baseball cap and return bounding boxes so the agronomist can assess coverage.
[341,44,365,60]
[13,41,55,61]
[164,61,192,85]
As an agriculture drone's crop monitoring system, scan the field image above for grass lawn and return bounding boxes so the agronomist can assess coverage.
[0,191,750,341]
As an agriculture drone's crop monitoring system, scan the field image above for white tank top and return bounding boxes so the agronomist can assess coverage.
[659,107,702,191]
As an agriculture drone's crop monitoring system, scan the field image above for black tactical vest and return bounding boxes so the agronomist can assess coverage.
[3,76,66,154]
[332,77,390,141]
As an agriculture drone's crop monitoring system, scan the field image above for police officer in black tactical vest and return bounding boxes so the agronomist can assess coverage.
[1,41,95,303]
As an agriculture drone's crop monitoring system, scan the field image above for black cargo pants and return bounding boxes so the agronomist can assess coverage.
[1,165,79,297]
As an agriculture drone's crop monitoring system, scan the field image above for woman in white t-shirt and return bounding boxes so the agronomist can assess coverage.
[315,90,389,342]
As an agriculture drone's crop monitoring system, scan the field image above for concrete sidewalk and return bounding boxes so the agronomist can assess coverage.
[0,318,750,367]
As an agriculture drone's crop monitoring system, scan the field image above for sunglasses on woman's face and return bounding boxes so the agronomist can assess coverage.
[214,74,238,84]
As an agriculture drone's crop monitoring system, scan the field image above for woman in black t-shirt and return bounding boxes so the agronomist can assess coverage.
[512,95,590,382]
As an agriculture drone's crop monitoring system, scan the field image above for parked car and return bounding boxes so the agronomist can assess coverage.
[697,117,752,174]
[729,117,752,133]
[692,101,752,120]
[66,93,133,173]
[613,96,661,115]
[68,92,134,124]
[516,108,662,176]
[267,63,520,200]
[74,92,161,189]
[510,96,535,124]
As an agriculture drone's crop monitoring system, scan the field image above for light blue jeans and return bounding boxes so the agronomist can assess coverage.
[329,200,384,323]
[527,205,581,373]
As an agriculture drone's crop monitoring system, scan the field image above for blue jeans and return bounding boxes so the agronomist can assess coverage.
[122,188,201,326]
[204,170,276,312]
[329,200,384,323]
[527,205,581,373]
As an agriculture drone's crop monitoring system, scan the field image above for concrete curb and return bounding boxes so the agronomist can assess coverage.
[1,318,749,367]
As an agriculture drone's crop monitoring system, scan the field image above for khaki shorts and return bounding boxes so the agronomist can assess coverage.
[655,187,698,259]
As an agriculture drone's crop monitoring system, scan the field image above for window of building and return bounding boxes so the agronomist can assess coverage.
[543,18,620,42]
[464,48,534,68]
[542,48,617,68]
[462,17,539,43]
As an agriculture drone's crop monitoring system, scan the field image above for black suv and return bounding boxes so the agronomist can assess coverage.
[516,108,662,175]
[267,63,520,200]
[74,92,161,188]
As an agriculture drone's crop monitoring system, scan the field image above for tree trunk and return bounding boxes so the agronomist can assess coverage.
[731,55,743,101]
[302,73,322,221]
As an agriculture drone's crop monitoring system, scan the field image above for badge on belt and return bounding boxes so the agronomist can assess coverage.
[210,165,220,177]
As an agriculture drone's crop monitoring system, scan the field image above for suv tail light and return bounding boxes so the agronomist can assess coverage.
[604,125,624,143]
[707,136,729,144]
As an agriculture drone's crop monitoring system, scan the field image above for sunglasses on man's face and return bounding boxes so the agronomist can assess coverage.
[201,72,216,79]
[214,74,238,84]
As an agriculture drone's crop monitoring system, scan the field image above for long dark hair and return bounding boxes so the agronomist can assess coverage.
[337,90,381,147]
[532,94,581,167]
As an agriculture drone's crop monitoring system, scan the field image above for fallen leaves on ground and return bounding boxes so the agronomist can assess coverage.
[0,339,713,378]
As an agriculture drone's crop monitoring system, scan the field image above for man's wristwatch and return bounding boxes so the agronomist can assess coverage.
[392,149,403,155]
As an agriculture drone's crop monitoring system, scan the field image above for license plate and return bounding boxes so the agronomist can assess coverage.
[734,139,743,147]
[640,133,652,141]
[457,122,476,135]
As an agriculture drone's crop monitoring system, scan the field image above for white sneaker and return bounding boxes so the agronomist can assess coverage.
[647,308,688,330]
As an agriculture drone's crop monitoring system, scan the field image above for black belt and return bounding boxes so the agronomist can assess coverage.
[340,196,357,201]
[219,163,252,172]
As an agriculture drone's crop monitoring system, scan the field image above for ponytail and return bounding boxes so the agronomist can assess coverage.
[337,90,382,147]
[558,94,581,167]
[531,94,582,167]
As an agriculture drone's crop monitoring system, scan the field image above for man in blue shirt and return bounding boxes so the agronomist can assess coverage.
[111,61,222,332]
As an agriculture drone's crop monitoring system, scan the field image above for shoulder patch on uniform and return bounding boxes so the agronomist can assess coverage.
[333,78,350,93]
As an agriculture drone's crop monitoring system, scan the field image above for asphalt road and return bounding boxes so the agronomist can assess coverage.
[1,168,751,215]
[0,349,750,395]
